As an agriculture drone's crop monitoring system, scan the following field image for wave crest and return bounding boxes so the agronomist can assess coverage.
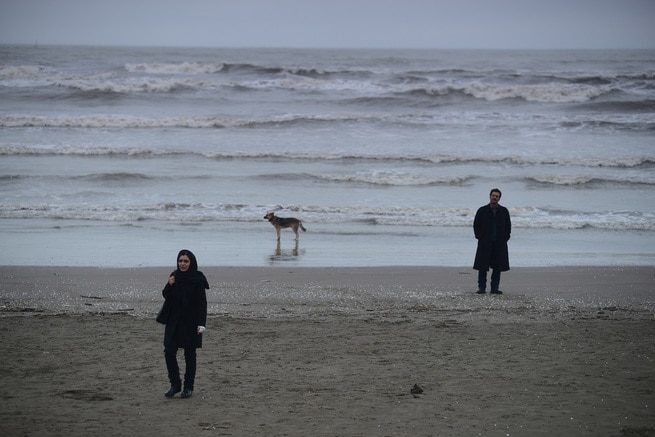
[125,62,225,74]
[1,143,652,170]
[403,83,615,103]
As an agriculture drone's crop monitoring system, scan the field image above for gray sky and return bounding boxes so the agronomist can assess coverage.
[1,0,654,49]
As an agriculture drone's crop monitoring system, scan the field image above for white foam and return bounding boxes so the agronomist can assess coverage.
[125,62,225,74]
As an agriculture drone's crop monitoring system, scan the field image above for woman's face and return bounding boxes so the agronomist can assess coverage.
[178,255,191,272]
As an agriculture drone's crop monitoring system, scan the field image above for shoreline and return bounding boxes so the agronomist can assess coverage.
[3,219,653,268]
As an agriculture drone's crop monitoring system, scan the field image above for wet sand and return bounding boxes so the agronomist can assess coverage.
[0,266,653,436]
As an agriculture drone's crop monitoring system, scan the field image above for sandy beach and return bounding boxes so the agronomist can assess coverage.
[1,266,654,436]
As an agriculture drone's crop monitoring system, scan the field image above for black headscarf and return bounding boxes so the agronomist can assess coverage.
[174,249,209,289]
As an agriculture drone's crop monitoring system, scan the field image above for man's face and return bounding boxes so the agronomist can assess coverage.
[490,191,501,206]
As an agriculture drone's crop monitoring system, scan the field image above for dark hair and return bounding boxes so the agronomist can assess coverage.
[176,249,198,272]
[489,188,502,198]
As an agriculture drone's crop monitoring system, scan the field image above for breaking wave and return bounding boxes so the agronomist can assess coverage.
[1,144,652,170]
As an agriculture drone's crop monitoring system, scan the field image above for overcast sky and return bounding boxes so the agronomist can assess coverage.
[1,0,654,50]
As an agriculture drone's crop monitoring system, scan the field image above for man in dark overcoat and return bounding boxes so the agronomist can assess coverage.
[473,188,511,294]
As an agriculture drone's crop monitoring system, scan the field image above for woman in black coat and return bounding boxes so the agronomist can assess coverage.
[473,189,511,294]
[161,249,208,399]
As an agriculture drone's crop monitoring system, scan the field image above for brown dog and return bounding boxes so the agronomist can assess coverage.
[264,212,306,241]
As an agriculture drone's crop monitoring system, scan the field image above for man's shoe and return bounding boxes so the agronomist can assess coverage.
[490,289,503,294]
[165,386,181,398]
[181,389,193,399]
[476,289,486,294]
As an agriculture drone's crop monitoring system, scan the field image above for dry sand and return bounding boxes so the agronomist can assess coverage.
[0,266,654,436]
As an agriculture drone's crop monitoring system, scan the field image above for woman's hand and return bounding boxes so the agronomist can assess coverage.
[197,326,206,334]
[168,275,175,286]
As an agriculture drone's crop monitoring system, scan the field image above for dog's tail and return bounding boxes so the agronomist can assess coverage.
[300,222,307,232]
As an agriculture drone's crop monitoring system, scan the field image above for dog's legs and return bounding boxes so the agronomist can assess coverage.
[276,228,281,241]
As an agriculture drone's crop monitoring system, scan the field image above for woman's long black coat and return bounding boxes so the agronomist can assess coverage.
[162,270,208,349]
[473,204,511,272]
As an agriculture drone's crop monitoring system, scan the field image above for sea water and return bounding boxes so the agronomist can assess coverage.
[1,45,653,267]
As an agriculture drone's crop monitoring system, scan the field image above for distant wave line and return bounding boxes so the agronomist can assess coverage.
[398,83,617,103]
[65,62,655,83]
[526,175,655,186]
[0,114,385,129]
[124,61,359,78]
[3,62,650,103]
[1,113,653,133]
[250,172,475,187]
[3,170,653,188]
[1,145,653,169]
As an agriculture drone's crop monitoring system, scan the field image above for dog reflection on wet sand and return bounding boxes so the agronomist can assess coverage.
[264,212,307,241]
[271,240,301,261]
